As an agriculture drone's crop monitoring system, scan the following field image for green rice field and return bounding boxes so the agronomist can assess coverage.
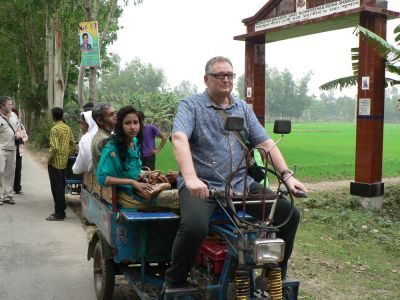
[156,122,400,182]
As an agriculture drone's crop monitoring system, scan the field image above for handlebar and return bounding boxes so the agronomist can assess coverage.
[208,184,307,231]
[208,189,279,202]
[209,188,307,201]
[294,190,308,198]
[206,147,306,230]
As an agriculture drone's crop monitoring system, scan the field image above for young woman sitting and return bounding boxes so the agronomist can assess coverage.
[96,105,155,208]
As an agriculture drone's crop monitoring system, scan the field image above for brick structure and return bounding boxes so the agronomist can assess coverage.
[234,0,399,203]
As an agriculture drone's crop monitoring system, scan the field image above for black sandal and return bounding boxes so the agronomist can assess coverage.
[3,197,15,205]
[45,214,64,221]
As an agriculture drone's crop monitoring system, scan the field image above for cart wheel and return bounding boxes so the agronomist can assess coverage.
[93,239,115,300]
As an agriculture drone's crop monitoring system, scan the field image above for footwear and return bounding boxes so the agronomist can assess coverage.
[14,191,23,195]
[45,214,64,221]
[3,197,15,205]
[0,199,3,205]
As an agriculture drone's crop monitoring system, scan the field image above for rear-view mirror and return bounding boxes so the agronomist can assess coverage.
[273,120,291,134]
[224,116,244,131]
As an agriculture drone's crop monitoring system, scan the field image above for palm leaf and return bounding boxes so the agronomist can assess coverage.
[351,47,359,75]
[386,63,400,76]
[319,75,358,91]
[355,25,400,63]
[394,24,400,43]
[385,77,400,87]
[321,25,400,91]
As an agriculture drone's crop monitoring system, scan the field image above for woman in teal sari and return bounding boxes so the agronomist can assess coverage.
[97,106,152,201]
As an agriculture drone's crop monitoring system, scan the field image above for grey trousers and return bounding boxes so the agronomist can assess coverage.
[0,149,16,198]
[165,183,300,285]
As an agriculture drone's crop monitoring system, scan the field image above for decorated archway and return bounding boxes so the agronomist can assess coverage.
[234,0,400,207]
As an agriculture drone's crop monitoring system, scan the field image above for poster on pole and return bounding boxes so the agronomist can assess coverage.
[79,21,100,67]
[358,98,371,116]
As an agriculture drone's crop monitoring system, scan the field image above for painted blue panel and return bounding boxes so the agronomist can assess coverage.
[357,114,384,120]
[81,189,113,245]
[112,219,138,263]
[121,212,180,222]
[65,179,81,184]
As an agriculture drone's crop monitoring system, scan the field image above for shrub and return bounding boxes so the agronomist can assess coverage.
[29,114,53,148]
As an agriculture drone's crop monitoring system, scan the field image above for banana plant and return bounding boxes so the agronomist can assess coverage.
[320,24,400,91]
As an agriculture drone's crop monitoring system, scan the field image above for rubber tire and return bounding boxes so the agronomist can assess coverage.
[93,239,115,300]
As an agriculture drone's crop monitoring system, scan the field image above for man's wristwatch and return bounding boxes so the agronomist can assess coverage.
[280,169,294,181]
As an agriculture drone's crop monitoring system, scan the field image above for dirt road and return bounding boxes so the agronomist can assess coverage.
[304,176,400,193]
[0,150,96,299]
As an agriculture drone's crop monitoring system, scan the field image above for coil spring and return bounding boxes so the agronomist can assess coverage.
[235,269,250,300]
[267,268,282,300]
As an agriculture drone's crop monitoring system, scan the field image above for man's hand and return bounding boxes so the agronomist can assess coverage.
[285,176,308,198]
[149,148,158,155]
[185,176,209,199]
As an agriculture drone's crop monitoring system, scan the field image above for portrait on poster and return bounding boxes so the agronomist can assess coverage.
[80,32,93,52]
[361,76,370,90]
[79,21,101,67]
[296,0,306,12]
[246,87,252,98]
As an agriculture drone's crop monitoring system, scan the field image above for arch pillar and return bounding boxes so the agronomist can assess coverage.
[235,0,399,209]
[350,11,387,208]
[245,37,266,125]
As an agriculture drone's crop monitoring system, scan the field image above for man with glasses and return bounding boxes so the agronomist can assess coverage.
[91,103,117,170]
[164,56,307,290]
[0,96,21,205]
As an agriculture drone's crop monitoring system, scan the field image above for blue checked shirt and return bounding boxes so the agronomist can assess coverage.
[172,91,269,193]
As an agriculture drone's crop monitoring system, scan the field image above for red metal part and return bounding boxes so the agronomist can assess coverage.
[196,240,228,275]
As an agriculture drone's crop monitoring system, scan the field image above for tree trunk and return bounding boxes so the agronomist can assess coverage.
[78,66,86,107]
[15,49,21,110]
[63,46,71,93]
[89,67,97,102]
[53,17,64,108]
[46,12,55,110]
[24,8,39,95]
[100,0,117,45]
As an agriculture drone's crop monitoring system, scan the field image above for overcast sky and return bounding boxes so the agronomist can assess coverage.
[109,0,399,97]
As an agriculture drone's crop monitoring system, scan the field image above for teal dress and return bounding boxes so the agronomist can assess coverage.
[96,137,143,200]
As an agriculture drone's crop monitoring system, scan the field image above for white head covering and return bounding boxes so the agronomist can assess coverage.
[72,110,98,174]
[82,110,98,137]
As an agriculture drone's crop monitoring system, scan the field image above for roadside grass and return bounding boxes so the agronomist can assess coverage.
[292,184,400,299]
[268,122,400,181]
[156,122,400,182]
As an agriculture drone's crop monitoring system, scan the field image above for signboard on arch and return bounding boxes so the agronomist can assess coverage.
[255,0,360,32]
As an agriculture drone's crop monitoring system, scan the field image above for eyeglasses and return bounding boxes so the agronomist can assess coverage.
[207,72,236,80]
